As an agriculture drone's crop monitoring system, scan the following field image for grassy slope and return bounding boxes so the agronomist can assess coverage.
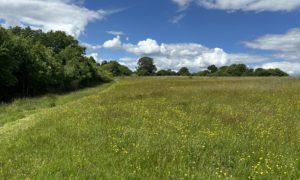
[0,77,299,179]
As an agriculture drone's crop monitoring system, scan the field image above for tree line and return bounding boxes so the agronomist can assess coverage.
[0,26,111,101]
[134,57,289,77]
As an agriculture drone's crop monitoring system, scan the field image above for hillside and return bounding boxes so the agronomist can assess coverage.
[0,77,299,179]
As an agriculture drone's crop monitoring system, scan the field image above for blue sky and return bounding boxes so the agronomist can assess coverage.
[1,0,300,75]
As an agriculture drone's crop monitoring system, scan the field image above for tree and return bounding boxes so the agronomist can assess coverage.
[1,26,111,101]
[268,68,289,76]
[254,68,288,77]
[40,31,82,54]
[242,68,254,76]
[207,65,218,73]
[254,68,271,76]
[227,64,247,76]
[101,61,132,76]
[136,57,157,76]
[156,69,177,76]
[0,27,19,88]
[194,64,288,77]
[118,64,133,76]
[178,67,190,76]
[196,70,210,76]
[101,60,108,66]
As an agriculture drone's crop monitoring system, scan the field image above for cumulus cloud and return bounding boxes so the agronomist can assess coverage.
[128,40,266,71]
[123,39,161,55]
[102,37,233,71]
[102,37,278,72]
[0,0,118,37]
[100,29,299,75]
[103,36,122,49]
[172,0,300,11]
[154,47,230,72]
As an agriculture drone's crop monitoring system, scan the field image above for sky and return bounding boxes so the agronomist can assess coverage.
[0,0,300,75]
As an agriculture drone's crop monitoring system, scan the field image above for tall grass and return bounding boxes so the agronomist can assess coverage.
[0,77,299,179]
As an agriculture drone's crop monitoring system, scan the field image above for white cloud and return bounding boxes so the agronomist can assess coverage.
[228,53,273,64]
[0,0,117,37]
[100,30,299,75]
[244,28,300,53]
[101,37,274,72]
[119,57,138,70]
[172,0,300,11]
[244,28,300,75]
[172,0,192,10]
[107,31,124,36]
[81,42,102,50]
[272,52,300,62]
[123,39,161,55]
[121,39,232,71]
[103,36,122,49]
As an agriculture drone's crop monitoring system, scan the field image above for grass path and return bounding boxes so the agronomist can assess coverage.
[0,82,114,127]
[0,82,115,143]
[0,77,299,179]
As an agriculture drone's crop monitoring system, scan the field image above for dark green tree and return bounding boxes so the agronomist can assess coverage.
[227,64,247,76]
[254,68,271,76]
[207,65,218,73]
[136,57,157,76]
[40,31,82,54]
[268,68,289,76]
[1,26,111,100]
[0,27,19,88]
[178,67,191,76]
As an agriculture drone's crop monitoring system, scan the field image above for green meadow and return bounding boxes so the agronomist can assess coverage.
[0,77,299,179]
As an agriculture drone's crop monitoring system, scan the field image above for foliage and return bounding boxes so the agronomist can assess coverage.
[0,28,19,88]
[0,77,299,179]
[0,26,110,101]
[196,64,289,77]
[207,65,218,73]
[177,67,191,76]
[101,61,132,76]
[136,57,157,76]
[156,69,177,76]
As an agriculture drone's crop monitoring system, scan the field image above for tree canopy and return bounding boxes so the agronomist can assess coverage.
[136,57,157,76]
[178,67,191,76]
[0,26,110,101]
